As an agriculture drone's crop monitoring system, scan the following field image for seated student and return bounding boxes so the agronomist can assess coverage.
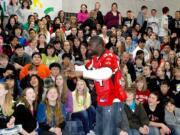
[3,36,18,58]
[159,80,174,102]
[134,56,144,78]
[71,79,96,135]
[24,38,39,57]
[0,54,16,80]
[120,64,132,88]
[0,63,16,83]
[37,86,64,135]
[0,83,15,129]
[124,85,154,135]
[13,87,38,135]
[28,74,44,104]
[135,76,150,105]
[132,38,150,63]
[0,36,4,54]
[164,98,180,135]
[170,68,180,108]
[113,101,130,135]
[5,74,22,101]
[62,53,76,91]
[13,26,27,46]
[150,59,159,76]
[143,65,159,92]
[43,62,62,94]
[48,62,62,82]
[144,91,171,135]
[41,44,60,67]
[156,67,170,87]
[55,74,73,117]
[10,44,31,78]
[61,53,74,73]
[19,52,50,80]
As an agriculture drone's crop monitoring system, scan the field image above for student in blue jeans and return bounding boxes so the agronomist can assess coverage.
[71,106,96,134]
[124,86,156,135]
[71,79,96,134]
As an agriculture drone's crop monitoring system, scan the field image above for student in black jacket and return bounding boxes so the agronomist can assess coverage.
[94,2,104,26]
[14,87,38,135]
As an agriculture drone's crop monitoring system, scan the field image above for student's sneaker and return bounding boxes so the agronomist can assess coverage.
[87,130,96,135]
[90,130,96,135]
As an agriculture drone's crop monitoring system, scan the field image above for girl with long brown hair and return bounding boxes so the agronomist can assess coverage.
[55,75,73,115]
[37,86,64,135]
[14,87,38,135]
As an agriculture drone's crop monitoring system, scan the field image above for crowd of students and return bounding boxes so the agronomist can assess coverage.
[0,0,180,135]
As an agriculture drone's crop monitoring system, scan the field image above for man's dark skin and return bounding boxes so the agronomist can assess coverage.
[65,36,106,78]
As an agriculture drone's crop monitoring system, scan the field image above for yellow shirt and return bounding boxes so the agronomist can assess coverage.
[41,54,60,67]
[72,91,91,113]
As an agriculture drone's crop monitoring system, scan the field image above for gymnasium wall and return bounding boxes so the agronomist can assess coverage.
[62,0,179,17]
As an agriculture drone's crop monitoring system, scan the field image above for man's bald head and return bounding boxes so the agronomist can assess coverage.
[88,36,105,57]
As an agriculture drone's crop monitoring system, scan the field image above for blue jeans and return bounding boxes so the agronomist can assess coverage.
[71,106,96,134]
[96,105,113,135]
[112,102,130,135]
[129,127,160,135]
[129,129,141,135]
[169,125,180,135]
[149,126,160,135]
[96,102,128,135]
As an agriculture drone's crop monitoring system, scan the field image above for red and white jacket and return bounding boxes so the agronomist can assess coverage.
[76,50,127,106]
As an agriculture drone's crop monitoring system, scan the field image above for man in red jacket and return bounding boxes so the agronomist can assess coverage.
[73,36,127,135]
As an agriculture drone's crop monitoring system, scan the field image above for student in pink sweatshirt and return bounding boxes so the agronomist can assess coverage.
[77,4,89,24]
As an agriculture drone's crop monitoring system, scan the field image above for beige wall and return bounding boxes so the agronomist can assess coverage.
[62,0,179,17]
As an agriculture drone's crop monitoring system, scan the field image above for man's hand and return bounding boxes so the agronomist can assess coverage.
[65,71,83,78]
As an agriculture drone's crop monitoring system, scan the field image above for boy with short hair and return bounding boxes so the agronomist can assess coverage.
[0,54,16,79]
[144,91,171,135]
[49,62,61,81]
[160,80,174,102]
[164,98,180,135]
[134,56,144,77]
[170,68,180,107]
[143,65,159,91]
[124,85,154,135]
[10,44,31,77]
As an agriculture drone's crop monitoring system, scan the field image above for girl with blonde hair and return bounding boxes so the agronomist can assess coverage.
[0,83,15,129]
[135,76,150,105]
[71,79,96,134]
[38,20,50,43]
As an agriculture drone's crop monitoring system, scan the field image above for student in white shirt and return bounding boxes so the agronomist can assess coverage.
[132,38,150,63]
[159,7,170,42]
[147,9,159,34]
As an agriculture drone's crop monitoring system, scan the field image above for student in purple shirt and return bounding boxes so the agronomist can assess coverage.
[104,2,122,29]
